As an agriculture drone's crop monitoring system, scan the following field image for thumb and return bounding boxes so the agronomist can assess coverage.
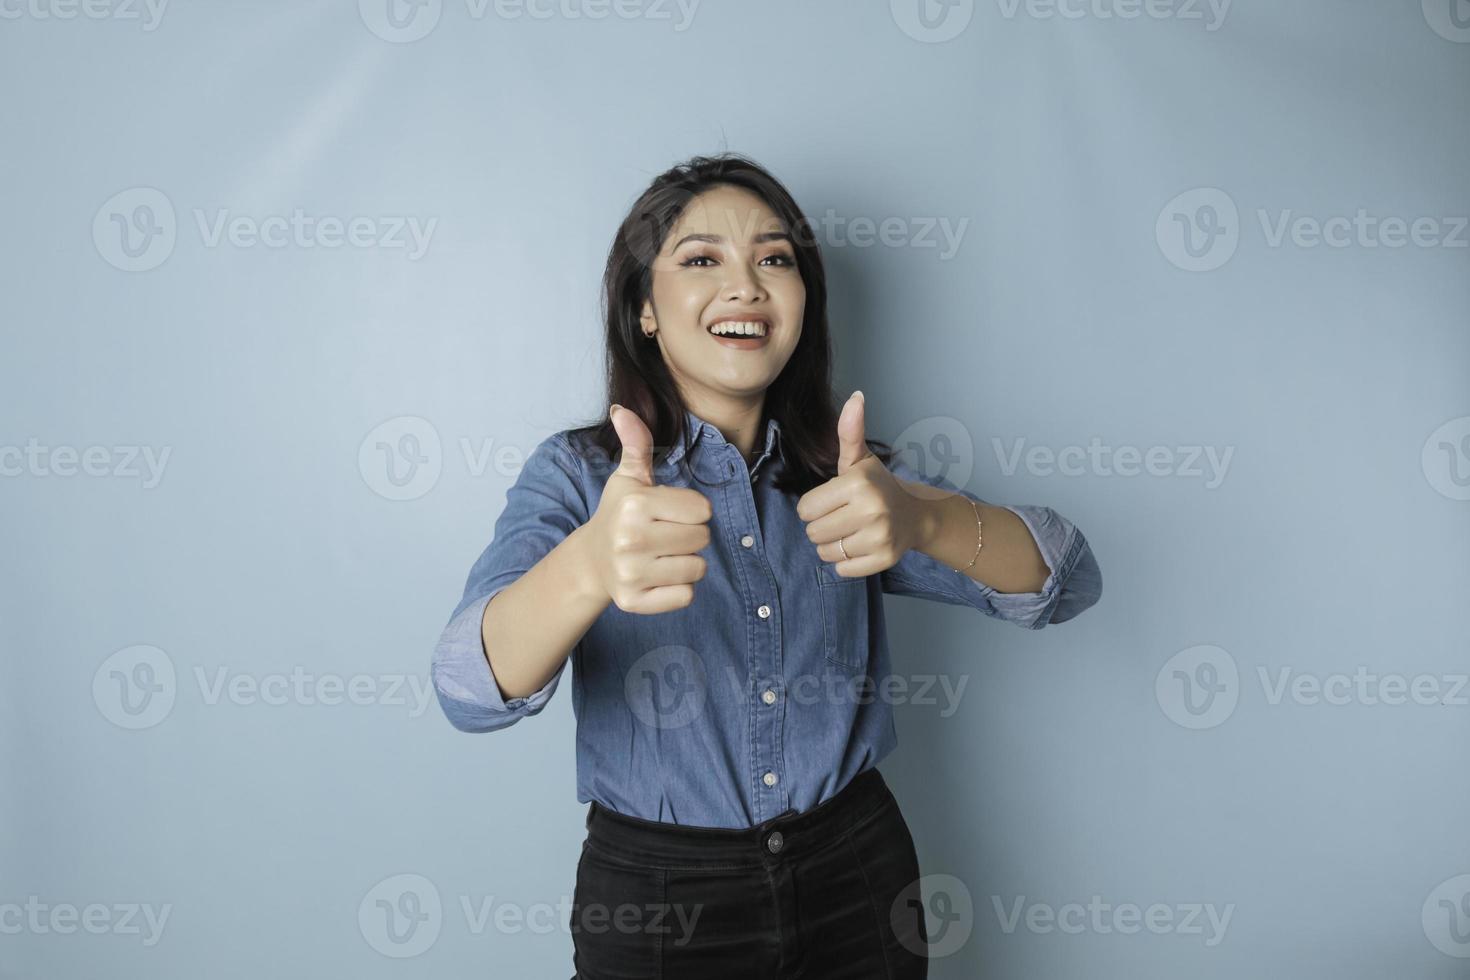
[609,404,657,486]
[836,390,871,475]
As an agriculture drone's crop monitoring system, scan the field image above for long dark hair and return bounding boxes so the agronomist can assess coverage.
[567,152,893,496]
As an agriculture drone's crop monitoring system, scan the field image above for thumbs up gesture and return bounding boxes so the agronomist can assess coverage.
[795,391,925,578]
[585,404,714,614]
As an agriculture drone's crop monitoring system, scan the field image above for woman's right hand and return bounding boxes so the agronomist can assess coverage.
[584,405,713,614]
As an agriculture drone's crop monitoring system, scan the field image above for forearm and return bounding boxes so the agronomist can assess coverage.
[904,479,1050,594]
[480,523,610,699]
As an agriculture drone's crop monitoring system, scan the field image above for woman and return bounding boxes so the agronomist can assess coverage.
[430,153,1103,978]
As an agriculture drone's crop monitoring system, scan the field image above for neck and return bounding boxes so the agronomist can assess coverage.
[683,392,766,460]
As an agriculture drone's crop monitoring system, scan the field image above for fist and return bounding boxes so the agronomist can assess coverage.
[795,391,925,578]
[586,404,714,614]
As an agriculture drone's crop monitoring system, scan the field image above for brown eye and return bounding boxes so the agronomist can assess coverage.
[679,251,794,268]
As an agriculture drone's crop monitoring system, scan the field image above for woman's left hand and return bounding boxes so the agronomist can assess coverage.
[795,391,930,578]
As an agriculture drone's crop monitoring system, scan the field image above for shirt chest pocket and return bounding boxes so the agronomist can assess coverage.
[815,564,870,672]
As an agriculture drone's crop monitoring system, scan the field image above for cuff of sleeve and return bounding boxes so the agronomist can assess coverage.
[430,588,559,718]
[980,505,1088,630]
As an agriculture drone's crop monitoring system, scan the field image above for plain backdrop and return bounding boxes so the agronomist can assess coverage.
[2,1,1468,977]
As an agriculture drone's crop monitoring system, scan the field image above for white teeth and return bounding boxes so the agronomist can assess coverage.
[709,320,769,337]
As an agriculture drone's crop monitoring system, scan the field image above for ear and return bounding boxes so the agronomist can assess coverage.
[639,301,656,335]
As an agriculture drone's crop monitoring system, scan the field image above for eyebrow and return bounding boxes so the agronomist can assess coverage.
[670,231,794,250]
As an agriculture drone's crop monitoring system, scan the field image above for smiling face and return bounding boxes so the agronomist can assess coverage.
[639,184,806,409]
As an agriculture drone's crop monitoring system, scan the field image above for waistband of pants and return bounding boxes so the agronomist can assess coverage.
[582,767,893,868]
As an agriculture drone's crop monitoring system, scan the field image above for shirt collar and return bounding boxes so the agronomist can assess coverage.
[664,406,784,469]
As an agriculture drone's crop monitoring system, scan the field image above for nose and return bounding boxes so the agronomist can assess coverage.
[724,258,767,302]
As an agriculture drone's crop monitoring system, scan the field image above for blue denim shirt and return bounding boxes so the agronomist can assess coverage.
[431,408,1102,829]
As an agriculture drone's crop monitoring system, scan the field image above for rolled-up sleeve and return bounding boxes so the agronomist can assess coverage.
[431,431,589,732]
[878,452,1102,629]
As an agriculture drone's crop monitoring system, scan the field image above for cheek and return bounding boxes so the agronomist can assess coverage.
[779,281,806,319]
[650,274,711,323]
[783,296,807,340]
[671,287,717,328]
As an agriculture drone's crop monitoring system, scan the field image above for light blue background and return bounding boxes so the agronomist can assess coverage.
[2,1,1467,977]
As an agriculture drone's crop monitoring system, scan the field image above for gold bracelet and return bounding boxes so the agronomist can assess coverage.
[957,497,982,571]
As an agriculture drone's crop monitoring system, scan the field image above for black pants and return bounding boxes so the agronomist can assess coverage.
[570,767,928,979]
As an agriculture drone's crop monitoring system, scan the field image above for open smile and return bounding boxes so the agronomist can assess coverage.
[707,318,771,349]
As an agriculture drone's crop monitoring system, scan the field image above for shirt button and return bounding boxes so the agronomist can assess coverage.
[757,604,771,619]
[766,831,784,854]
[763,771,778,787]
[761,689,777,705]
[741,534,754,548]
